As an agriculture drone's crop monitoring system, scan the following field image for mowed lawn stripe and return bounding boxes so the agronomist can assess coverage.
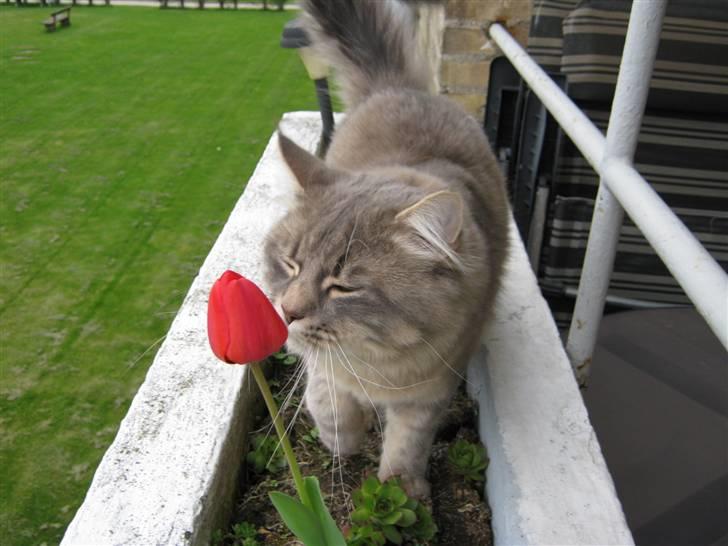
[0,6,314,544]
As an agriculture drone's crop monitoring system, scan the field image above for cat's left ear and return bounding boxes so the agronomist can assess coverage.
[278,131,336,191]
[395,190,464,261]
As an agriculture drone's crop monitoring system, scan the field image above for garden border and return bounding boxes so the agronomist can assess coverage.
[62,112,632,546]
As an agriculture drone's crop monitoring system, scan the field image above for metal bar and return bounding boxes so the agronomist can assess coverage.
[313,78,334,157]
[598,158,727,344]
[488,23,606,169]
[566,0,667,384]
[487,20,728,368]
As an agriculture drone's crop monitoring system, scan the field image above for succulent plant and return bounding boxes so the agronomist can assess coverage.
[346,524,386,546]
[351,477,416,544]
[447,439,489,482]
[349,477,438,545]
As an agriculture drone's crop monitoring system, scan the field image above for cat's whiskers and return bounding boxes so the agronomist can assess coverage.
[342,347,396,386]
[127,333,167,369]
[322,344,340,499]
[335,341,435,391]
[261,346,309,433]
[419,336,472,386]
[332,344,394,479]
[326,344,347,502]
[262,355,308,460]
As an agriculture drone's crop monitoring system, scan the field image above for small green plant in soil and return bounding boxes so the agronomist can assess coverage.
[231,521,259,545]
[302,426,320,444]
[349,477,437,545]
[447,439,489,482]
[270,350,299,367]
[247,434,287,475]
[211,521,260,546]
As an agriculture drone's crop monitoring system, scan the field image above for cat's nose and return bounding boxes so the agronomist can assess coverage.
[282,305,304,325]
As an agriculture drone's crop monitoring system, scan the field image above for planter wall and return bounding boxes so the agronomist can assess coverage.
[62,112,633,546]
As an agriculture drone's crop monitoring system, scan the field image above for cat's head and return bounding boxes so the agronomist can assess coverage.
[264,132,475,362]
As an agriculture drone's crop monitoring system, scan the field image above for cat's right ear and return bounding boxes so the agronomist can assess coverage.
[278,131,336,191]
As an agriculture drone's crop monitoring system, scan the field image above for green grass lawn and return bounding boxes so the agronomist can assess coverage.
[0,6,315,543]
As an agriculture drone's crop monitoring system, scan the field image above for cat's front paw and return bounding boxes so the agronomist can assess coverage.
[377,469,431,499]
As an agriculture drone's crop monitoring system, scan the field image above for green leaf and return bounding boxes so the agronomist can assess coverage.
[389,487,407,506]
[284,355,297,365]
[397,508,417,528]
[406,503,438,541]
[304,476,346,546]
[269,492,325,546]
[351,507,371,524]
[379,511,402,526]
[403,497,418,511]
[361,476,379,496]
[381,525,402,545]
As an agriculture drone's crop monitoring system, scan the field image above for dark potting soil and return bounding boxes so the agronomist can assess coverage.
[220,361,493,546]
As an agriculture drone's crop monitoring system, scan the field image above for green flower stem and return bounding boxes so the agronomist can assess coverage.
[249,360,311,510]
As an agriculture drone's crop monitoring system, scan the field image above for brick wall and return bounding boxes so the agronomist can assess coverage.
[439,0,532,119]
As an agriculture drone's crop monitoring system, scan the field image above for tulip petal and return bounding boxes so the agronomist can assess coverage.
[207,275,232,362]
[225,278,252,363]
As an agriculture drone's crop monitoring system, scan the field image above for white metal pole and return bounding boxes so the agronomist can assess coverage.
[566,0,668,384]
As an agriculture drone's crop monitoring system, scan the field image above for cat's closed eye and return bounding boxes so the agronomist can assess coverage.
[280,257,300,277]
[322,277,361,298]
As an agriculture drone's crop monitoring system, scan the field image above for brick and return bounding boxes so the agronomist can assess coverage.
[445,0,484,20]
[442,27,486,55]
[446,92,486,118]
[446,0,532,23]
[440,60,489,89]
[510,20,531,47]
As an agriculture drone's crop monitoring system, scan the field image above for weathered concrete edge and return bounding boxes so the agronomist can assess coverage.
[61,112,321,546]
[63,110,632,545]
[467,220,634,546]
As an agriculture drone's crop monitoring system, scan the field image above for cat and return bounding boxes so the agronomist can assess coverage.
[263,0,509,498]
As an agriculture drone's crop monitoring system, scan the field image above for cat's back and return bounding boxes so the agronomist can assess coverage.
[327,89,510,277]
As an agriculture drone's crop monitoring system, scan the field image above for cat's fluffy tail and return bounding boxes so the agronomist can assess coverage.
[301,0,433,108]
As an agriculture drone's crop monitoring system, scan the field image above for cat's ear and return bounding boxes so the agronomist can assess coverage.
[395,190,464,263]
[278,131,336,191]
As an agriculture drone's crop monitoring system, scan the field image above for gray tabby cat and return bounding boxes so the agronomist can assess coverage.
[264,0,509,497]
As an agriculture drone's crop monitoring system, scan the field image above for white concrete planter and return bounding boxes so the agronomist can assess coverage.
[62,112,633,546]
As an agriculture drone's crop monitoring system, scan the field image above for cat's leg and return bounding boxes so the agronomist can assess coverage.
[378,401,443,498]
[304,367,370,456]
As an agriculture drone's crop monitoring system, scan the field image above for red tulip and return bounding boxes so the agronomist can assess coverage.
[207,270,288,364]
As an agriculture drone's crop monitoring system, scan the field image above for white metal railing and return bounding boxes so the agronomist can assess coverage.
[488,1,728,385]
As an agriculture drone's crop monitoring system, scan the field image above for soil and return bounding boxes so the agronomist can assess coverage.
[222,360,493,546]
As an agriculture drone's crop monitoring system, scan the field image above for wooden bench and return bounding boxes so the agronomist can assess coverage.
[44,7,71,32]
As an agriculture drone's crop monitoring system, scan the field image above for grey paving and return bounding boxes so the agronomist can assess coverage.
[584,308,727,546]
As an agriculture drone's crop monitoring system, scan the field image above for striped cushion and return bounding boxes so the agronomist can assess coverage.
[540,107,728,310]
[528,0,579,72]
[562,0,728,113]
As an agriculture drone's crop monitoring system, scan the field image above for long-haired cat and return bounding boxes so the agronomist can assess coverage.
[264,0,509,497]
